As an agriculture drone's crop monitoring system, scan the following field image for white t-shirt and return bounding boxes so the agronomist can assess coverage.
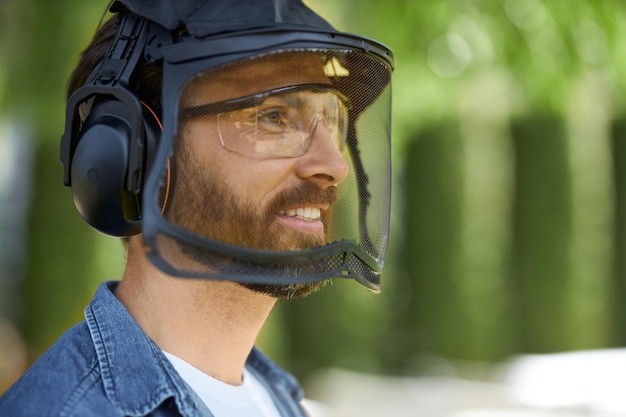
[163,351,282,417]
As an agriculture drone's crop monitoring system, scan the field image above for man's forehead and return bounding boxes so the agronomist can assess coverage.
[181,52,333,106]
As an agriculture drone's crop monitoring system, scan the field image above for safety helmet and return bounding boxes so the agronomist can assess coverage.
[60,0,394,292]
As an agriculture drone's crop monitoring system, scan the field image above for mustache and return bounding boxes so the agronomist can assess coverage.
[268,182,338,213]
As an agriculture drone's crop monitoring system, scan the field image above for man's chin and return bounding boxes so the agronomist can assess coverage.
[240,280,329,299]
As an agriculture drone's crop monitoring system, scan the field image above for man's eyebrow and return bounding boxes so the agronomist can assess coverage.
[180,84,343,118]
[265,92,342,113]
[283,94,308,109]
[180,94,270,118]
[263,93,306,109]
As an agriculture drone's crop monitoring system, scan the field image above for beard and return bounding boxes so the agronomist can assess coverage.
[165,154,337,299]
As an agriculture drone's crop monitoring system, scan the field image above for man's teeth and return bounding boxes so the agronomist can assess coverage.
[280,207,321,221]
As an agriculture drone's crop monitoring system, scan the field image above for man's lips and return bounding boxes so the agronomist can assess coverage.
[269,183,336,236]
[279,207,322,221]
[277,205,328,235]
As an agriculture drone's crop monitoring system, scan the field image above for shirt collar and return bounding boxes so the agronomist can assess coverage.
[85,281,202,416]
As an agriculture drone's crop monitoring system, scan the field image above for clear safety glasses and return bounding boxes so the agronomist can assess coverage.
[179,84,349,157]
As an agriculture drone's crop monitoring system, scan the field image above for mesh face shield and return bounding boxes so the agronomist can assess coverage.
[129,14,394,291]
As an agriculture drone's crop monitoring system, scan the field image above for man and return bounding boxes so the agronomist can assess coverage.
[0,0,393,415]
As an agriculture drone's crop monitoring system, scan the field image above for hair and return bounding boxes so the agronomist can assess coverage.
[66,15,163,116]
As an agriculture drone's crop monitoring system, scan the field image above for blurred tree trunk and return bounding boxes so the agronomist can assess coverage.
[391,123,464,369]
[610,116,626,346]
[509,114,572,353]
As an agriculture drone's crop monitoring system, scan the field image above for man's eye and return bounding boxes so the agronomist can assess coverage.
[258,110,287,126]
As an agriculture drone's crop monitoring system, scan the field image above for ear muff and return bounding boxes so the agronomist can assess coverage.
[69,98,161,237]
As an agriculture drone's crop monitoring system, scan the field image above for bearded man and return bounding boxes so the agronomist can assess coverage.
[0,1,393,415]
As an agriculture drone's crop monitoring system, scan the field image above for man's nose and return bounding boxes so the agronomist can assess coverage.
[296,120,349,186]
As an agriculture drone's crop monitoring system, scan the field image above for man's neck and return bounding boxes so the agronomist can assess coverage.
[115,240,276,386]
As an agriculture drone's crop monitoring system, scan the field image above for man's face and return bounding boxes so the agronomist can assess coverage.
[165,53,350,298]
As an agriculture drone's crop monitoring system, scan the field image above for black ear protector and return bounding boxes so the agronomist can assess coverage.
[60,8,161,237]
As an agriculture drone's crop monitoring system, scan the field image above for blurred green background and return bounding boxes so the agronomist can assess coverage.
[1,0,625,395]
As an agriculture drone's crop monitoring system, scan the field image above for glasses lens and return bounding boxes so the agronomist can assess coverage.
[214,89,347,157]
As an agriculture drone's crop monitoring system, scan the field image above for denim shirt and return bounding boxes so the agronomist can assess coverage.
[0,281,308,417]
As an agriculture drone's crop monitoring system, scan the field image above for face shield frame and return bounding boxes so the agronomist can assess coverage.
[139,26,394,292]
